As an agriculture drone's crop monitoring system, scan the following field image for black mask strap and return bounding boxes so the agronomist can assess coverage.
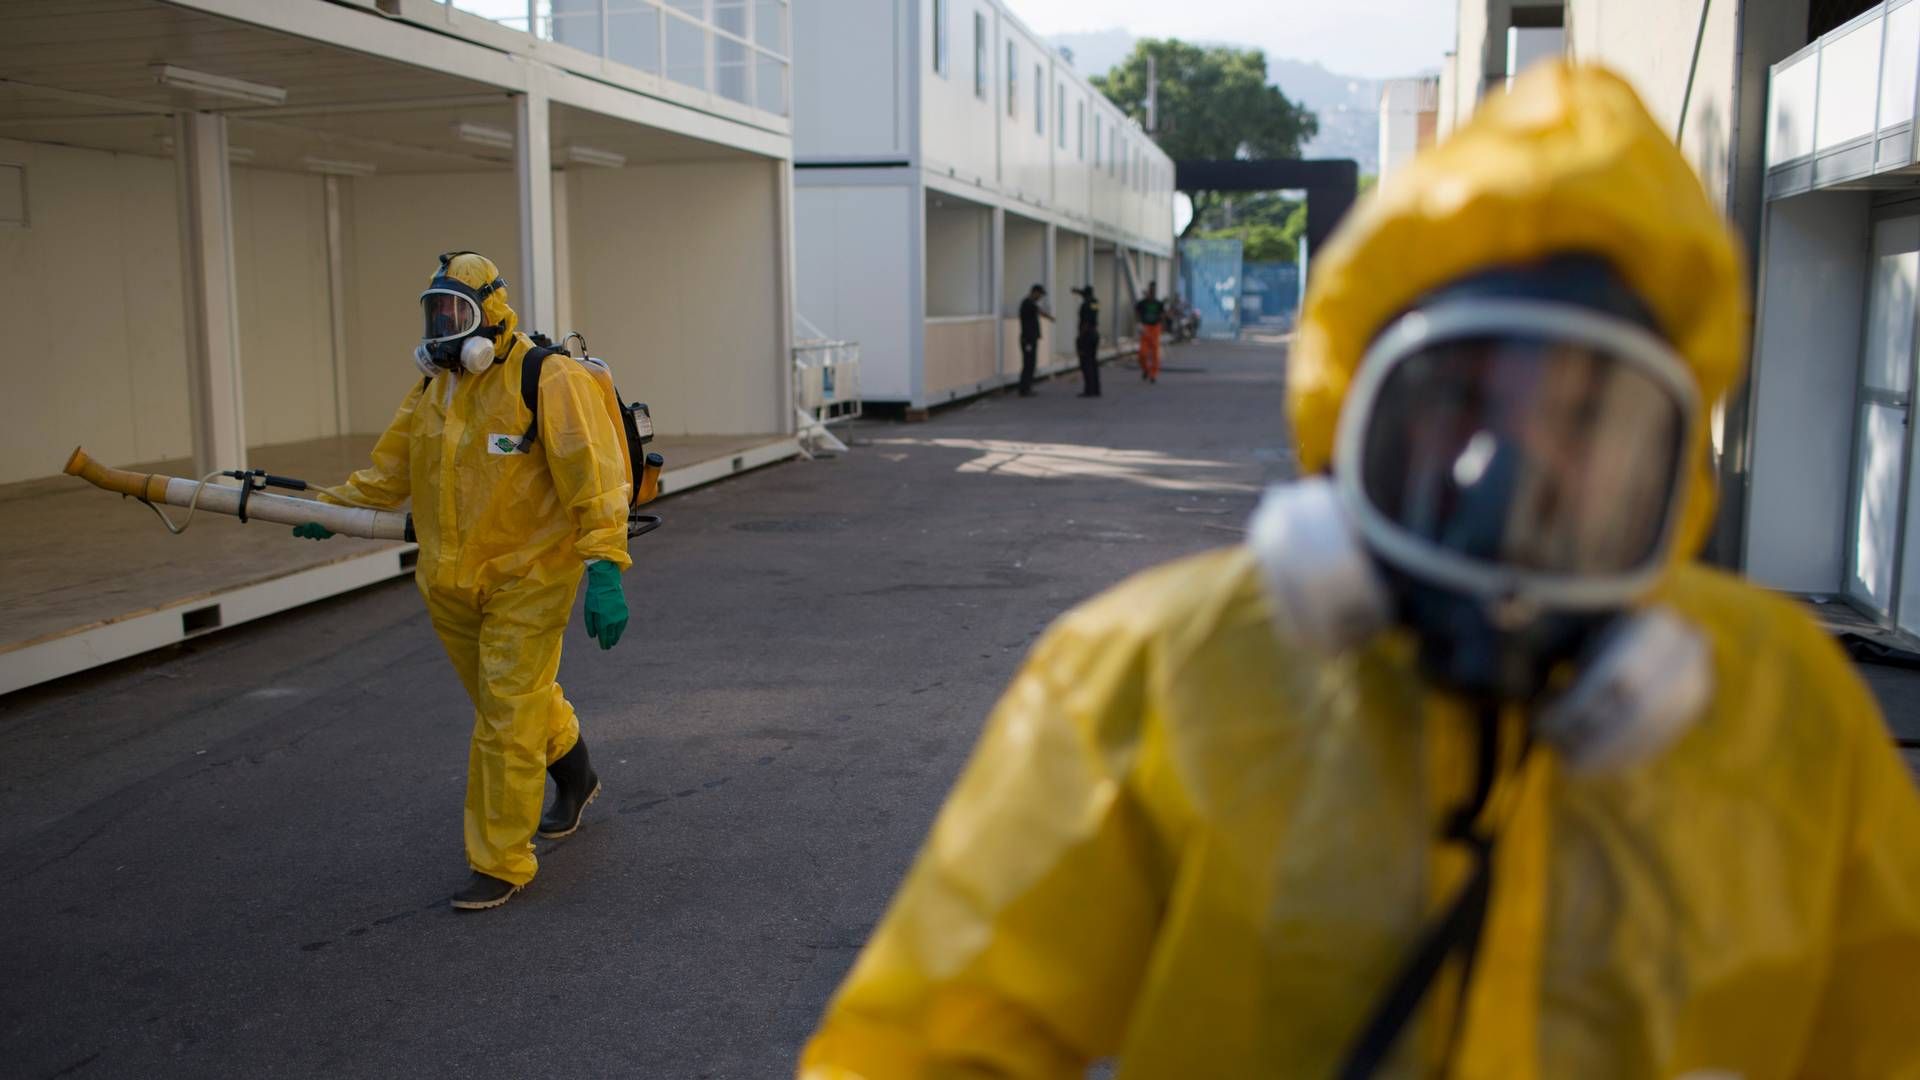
[1337,706,1522,1080]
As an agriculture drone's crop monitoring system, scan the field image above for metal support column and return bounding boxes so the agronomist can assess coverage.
[174,110,246,476]
[551,167,573,335]
[323,175,351,436]
[1043,221,1057,360]
[515,86,556,334]
[990,204,1005,379]
[775,157,798,435]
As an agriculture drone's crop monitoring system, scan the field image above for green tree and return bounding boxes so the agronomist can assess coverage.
[1193,190,1297,231]
[1093,40,1318,238]
[1196,197,1308,263]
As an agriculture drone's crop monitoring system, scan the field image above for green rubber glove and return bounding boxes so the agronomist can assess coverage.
[583,560,628,650]
[292,522,335,540]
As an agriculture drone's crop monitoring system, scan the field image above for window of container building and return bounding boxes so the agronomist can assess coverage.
[974,13,988,100]
[1057,84,1067,148]
[1008,42,1018,117]
[1034,64,1044,135]
[1077,101,1085,159]
[933,0,948,76]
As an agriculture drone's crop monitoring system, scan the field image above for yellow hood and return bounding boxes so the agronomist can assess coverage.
[436,251,520,359]
[1289,62,1747,557]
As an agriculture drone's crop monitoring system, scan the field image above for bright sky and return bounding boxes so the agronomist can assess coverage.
[452,1,1455,81]
[1012,0,1457,80]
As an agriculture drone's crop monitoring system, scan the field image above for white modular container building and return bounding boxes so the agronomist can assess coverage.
[0,0,800,692]
[791,0,1178,409]
[1378,76,1439,185]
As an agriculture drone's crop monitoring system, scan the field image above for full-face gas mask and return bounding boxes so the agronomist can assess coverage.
[412,252,507,376]
[1251,257,1712,773]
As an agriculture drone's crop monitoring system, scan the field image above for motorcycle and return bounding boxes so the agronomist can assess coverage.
[1167,300,1201,344]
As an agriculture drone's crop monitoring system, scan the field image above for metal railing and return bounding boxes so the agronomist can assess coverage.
[793,338,861,457]
[445,0,790,116]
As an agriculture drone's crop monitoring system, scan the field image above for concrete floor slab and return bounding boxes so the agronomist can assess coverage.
[0,432,792,691]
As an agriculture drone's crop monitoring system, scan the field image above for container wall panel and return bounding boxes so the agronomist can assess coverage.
[567,159,785,435]
[341,170,520,436]
[794,182,915,401]
[0,139,189,483]
[232,166,337,449]
[1746,191,1871,593]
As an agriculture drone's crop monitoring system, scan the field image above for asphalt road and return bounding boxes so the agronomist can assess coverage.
[0,338,1290,1079]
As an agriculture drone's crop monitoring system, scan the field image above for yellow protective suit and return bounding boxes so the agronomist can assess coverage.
[800,64,1920,1079]
[322,253,631,886]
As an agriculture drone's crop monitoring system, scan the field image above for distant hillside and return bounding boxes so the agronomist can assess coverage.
[1268,57,1381,174]
[1047,32,1385,174]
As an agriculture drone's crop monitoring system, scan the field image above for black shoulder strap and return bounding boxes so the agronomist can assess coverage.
[1336,708,1515,1080]
[517,344,565,451]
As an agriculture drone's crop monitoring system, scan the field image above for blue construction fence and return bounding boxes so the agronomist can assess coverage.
[1240,261,1300,330]
[1178,238,1242,341]
[1177,241,1302,340]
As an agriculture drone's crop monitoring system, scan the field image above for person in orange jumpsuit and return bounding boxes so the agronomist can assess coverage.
[1133,280,1166,382]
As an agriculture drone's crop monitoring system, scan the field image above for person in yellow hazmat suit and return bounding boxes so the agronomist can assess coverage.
[294,251,632,911]
[799,63,1920,1078]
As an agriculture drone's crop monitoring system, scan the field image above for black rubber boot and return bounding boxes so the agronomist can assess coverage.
[538,737,601,839]
[450,871,520,911]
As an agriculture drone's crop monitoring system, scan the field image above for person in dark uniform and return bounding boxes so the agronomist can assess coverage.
[1016,284,1053,397]
[1073,285,1102,398]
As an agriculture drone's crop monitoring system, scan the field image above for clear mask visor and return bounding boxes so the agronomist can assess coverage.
[1355,330,1689,579]
[422,289,482,344]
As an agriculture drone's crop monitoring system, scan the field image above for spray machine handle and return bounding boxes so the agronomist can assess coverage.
[222,468,309,492]
[221,469,310,523]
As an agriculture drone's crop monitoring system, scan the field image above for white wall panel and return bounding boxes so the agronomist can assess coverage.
[340,171,520,436]
[567,160,785,436]
[1092,248,1118,339]
[1745,191,1871,593]
[1883,2,1919,129]
[1001,213,1046,312]
[0,139,190,484]
[791,0,1171,253]
[920,0,1002,187]
[1769,52,1819,166]
[231,167,337,449]
[1052,229,1087,355]
[1055,79,1091,220]
[1567,0,1742,208]
[1453,0,1490,123]
[794,183,914,400]
[792,0,907,160]
[926,196,990,316]
[997,19,1052,208]
[1818,18,1884,151]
